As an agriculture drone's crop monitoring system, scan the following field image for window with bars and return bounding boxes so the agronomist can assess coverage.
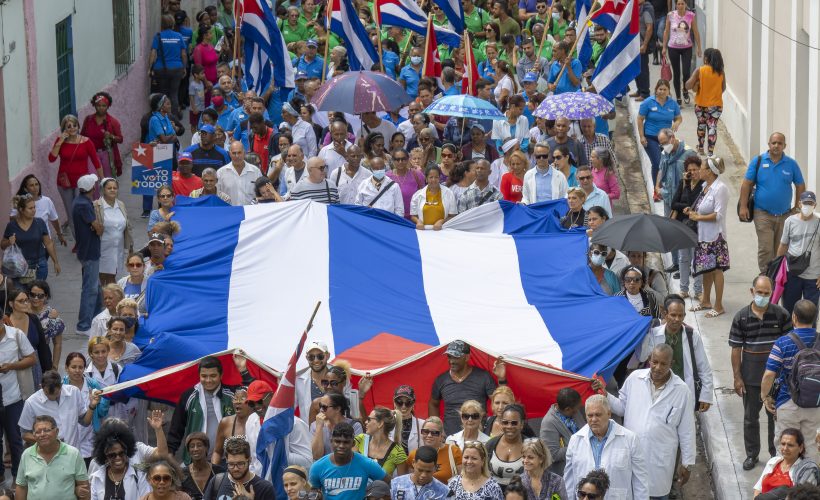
[113,0,135,76]
[55,16,75,119]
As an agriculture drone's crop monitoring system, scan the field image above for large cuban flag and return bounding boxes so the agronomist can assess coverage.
[591,0,641,100]
[330,0,380,71]
[240,0,295,92]
[127,200,649,390]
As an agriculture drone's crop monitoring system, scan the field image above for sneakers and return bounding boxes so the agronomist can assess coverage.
[141,210,150,218]
[76,328,90,336]
[664,264,679,273]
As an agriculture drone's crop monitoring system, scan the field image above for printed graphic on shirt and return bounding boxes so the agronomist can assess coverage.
[324,476,363,495]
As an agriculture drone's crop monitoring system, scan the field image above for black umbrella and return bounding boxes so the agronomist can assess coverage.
[590,213,698,253]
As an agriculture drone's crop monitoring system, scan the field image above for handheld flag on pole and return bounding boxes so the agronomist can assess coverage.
[591,0,641,100]
[462,33,479,96]
[330,0,380,70]
[375,0,461,47]
[431,0,464,33]
[240,0,296,92]
[422,17,442,88]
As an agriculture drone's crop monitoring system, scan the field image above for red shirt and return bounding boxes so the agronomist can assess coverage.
[172,171,204,196]
[48,139,102,188]
[250,127,275,175]
[761,461,794,493]
[500,172,523,202]
[80,113,124,172]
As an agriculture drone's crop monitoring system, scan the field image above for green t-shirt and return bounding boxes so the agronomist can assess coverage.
[280,19,309,46]
[464,6,492,35]
[536,38,554,62]
[526,14,551,33]
[494,16,521,37]
[591,40,607,68]
[549,19,568,40]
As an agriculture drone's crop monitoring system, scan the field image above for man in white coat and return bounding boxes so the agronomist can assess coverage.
[637,294,715,412]
[595,344,696,499]
[522,142,569,204]
[564,394,649,499]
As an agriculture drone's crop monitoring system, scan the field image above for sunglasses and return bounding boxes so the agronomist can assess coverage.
[158,194,173,199]
[623,277,642,283]
[106,450,127,460]
[321,379,341,387]
[577,492,600,500]
[29,293,46,299]
[319,404,338,412]
[307,353,325,361]
[420,429,441,436]
[128,262,144,268]
[500,420,520,426]
[152,474,173,483]
[578,175,592,181]
[394,399,414,408]
[534,154,550,160]
[461,412,481,420]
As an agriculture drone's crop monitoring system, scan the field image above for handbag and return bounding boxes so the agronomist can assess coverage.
[15,328,35,400]
[786,220,820,276]
[660,55,673,81]
[737,155,761,222]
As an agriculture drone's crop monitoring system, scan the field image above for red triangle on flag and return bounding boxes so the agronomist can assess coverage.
[462,36,480,96]
[422,17,442,80]
[132,143,154,168]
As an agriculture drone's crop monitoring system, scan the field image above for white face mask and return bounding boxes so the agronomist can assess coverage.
[802,205,814,216]
[662,143,674,154]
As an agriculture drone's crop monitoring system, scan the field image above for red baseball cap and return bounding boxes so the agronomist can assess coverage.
[246,380,274,402]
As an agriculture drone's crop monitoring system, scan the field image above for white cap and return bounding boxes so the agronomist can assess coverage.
[77,173,99,192]
[306,341,328,353]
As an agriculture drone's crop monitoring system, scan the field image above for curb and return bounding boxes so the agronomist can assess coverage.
[623,97,745,500]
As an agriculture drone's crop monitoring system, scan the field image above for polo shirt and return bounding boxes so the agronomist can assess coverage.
[745,152,805,216]
[399,65,423,97]
[296,55,325,79]
[766,328,818,408]
[464,7,491,35]
[151,29,186,70]
[638,96,681,137]
[183,144,230,177]
[729,303,792,384]
[19,386,88,449]
[146,113,175,143]
[383,50,400,79]
[72,195,100,261]
[548,59,584,94]
[16,442,88,499]
[288,179,340,204]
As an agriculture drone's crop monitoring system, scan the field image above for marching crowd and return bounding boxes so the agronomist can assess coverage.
[1,0,819,498]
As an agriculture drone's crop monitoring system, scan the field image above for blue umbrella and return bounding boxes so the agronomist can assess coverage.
[534,92,614,120]
[423,95,506,120]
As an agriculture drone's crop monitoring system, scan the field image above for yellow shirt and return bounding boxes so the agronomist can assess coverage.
[422,188,446,225]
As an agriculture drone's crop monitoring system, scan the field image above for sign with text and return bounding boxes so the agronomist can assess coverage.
[131,143,172,196]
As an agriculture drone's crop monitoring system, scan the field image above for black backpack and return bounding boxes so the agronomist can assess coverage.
[787,332,820,408]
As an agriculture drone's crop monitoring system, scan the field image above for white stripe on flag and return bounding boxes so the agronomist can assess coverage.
[417,230,563,366]
[228,202,334,370]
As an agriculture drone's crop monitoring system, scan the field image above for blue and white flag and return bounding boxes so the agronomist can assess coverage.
[431,0,464,33]
[376,0,461,48]
[330,0,380,71]
[132,200,649,381]
[241,0,295,92]
[576,0,594,68]
[591,0,641,100]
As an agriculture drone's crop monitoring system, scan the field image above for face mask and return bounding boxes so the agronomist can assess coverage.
[590,254,605,266]
[552,12,560,21]
[122,317,137,329]
[372,169,386,180]
[662,143,674,154]
[753,294,770,308]
[411,56,422,65]
[802,205,814,216]
[211,96,224,108]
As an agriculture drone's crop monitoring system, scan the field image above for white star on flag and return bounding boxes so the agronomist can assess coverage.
[135,144,146,157]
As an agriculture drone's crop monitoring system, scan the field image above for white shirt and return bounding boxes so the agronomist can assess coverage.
[695,177,729,243]
[88,309,111,339]
[359,119,397,144]
[354,176,404,216]
[329,164,371,205]
[90,464,150,500]
[607,369,696,496]
[88,442,155,476]
[0,326,34,404]
[246,414,313,476]
[19,385,89,449]
[489,158,509,189]
[564,420,649,500]
[409,185,458,224]
[491,114,530,143]
[282,164,309,196]
[318,141,352,174]
[290,118,318,158]
[217,162,263,206]
[493,74,514,101]
[445,429,491,450]
[85,360,119,387]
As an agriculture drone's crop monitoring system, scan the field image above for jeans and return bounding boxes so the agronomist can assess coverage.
[753,209,789,274]
[78,259,103,331]
[644,135,661,186]
[152,67,185,117]
[781,275,820,314]
[0,400,25,477]
[143,195,154,213]
[678,247,702,294]
[743,384,775,459]
[58,186,77,237]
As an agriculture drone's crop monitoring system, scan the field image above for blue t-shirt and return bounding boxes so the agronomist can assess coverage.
[151,30,186,70]
[518,0,538,14]
[309,453,386,499]
[548,59,583,94]
[177,26,193,48]
[745,152,805,216]
[146,113,175,143]
[638,96,681,137]
[72,196,100,261]
[3,218,48,263]
[399,65,422,97]
[383,50,400,79]
[123,281,142,300]
[766,328,818,408]
[297,55,325,80]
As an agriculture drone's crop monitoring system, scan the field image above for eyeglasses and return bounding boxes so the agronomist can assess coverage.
[106,451,127,460]
[319,404,338,412]
[158,194,173,199]
[307,353,325,361]
[623,277,642,283]
[33,427,56,435]
[226,461,248,469]
[534,154,550,160]
[577,492,600,499]
[461,412,481,420]
[578,175,592,181]
[15,298,29,304]
[420,429,441,436]
[128,262,144,268]
[500,420,520,426]
[394,399,414,408]
[553,154,564,160]
[152,474,173,483]
[29,293,46,300]
[590,250,604,256]
[320,379,341,388]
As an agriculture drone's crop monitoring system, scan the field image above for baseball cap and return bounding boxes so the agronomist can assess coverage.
[306,39,319,48]
[295,71,308,80]
[393,385,416,402]
[801,191,817,204]
[306,341,328,353]
[178,152,193,163]
[148,232,166,244]
[199,124,216,134]
[77,173,98,193]
[246,380,274,402]
[444,340,470,357]
[365,480,391,498]
[522,72,538,83]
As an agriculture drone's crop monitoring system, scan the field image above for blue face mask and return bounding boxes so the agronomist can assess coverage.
[590,254,605,266]
[372,169,386,180]
[753,294,770,308]
[411,56,423,65]
[122,317,137,329]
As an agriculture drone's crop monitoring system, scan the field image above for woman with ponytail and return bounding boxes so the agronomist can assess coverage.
[355,406,408,477]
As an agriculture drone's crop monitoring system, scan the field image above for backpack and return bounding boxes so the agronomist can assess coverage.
[787,332,820,408]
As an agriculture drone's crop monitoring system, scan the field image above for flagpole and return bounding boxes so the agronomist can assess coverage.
[374,6,385,72]
[232,3,242,82]
[536,4,553,59]
[398,31,414,68]
[553,1,601,88]
[422,16,432,76]
[321,4,331,84]
[464,31,473,95]
[305,301,322,332]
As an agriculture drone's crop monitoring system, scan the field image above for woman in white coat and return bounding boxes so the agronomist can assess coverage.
[410,165,457,230]
[93,178,133,286]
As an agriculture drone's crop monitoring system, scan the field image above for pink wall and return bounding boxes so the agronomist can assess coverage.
[12,0,150,220]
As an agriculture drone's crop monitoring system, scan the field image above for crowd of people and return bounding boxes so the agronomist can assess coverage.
[2,0,819,499]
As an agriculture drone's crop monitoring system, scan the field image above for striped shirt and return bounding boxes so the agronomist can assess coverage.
[288,179,340,204]
[729,304,792,354]
[765,328,818,408]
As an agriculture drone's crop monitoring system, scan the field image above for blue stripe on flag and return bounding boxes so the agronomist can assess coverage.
[327,205,439,352]
[511,231,651,378]
[500,199,569,234]
[591,4,640,101]
[576,0,593,68]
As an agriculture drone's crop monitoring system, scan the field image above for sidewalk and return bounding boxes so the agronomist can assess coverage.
[624,63,763,499]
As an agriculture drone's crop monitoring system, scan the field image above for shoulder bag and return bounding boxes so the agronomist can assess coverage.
[737,155,761,222]
[786,219,820,276]
[684,325,702,407]
[368,181,396,207]
[15,328,35,400]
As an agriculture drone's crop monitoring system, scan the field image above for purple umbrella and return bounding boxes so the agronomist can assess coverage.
[311,71,413,114]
